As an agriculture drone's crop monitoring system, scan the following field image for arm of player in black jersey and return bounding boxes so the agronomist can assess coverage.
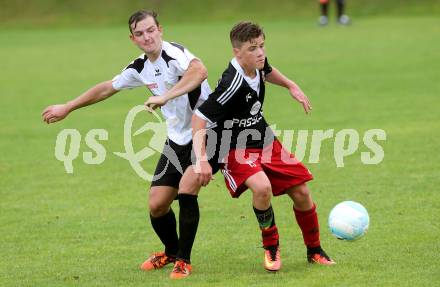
[265,66,312,114]
[42,80,118,124]
[144,59,208,111]
[191,113,213,186]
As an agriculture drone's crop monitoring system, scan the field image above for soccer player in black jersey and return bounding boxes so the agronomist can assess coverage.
[148,21,335,279]
[190,21,335,272]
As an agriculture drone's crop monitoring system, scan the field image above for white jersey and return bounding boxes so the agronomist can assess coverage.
[112,41,211,145]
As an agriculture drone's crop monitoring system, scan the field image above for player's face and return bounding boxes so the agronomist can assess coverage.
[130,16,163,56]
[234,35,266,71]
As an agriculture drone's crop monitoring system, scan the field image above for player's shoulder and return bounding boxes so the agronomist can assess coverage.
[124,54,148,73]
[161,41,190,62]
[218,62,243,88]
[259,57,273,74]
[169,41,187,53]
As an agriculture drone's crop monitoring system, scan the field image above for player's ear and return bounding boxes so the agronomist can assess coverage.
[232,47,240,58]
[158,25,163,35]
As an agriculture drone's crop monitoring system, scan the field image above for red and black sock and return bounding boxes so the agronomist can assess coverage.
[294,203,321,249]
[253,205,279,247]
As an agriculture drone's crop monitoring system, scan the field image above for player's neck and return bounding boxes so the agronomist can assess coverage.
[145,42,163,62]
[146,50,161,62]
[238,62,257,79]
[237,59,257,78]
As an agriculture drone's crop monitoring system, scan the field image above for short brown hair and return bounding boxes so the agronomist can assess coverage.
[128,10,159,34]
[230,21,265,48]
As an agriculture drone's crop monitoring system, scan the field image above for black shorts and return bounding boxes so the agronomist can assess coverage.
[151,139,221,189]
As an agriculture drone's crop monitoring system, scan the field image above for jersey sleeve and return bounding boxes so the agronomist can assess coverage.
[111,69,143,90]
[112,56,146,90]
[195,70,242,125]
[168,43,197,77]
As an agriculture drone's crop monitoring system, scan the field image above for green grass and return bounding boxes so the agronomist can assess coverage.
[1,16,440,286]
[1,0,440,28]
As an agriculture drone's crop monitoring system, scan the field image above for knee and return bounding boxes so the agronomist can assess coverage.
[253,183,272,202]
[149,200,170,217]
[294,184,311,199]
[178,184,198,195]
[289,184,313,209]
[178,175,200,195]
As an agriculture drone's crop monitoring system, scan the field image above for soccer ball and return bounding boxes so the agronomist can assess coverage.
[328,201,369,241]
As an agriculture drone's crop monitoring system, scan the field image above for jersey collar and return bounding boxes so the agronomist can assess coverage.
[231,58,260,94]
[231,58,259,81]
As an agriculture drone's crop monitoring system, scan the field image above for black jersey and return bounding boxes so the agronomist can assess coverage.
[196,57,274,149]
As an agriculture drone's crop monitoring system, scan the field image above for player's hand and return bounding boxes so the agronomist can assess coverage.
[42,104,70,124]
[289,86,312,114]
[144,96,167,113]
[194,160,213,186]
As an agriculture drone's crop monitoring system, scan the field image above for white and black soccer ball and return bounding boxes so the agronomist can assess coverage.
[328,201,369,241]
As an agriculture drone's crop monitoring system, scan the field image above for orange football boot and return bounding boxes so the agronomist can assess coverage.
[140,252,175,271]
[264,245,281,272]
[169,260,192,279]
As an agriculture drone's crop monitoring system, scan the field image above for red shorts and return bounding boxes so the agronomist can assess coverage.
[221,139,313,198]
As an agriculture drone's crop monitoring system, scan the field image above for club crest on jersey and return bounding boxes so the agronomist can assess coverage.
[250,101,262,115]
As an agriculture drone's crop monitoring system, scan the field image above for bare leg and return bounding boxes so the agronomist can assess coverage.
[245,171,272,210]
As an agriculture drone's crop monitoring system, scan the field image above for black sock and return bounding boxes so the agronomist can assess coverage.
[307,245,323,255]
[336,0,345,17]
[150,209,178,257]
[176,194,199,263]
[320,3,329,17]
[253,205,276,230]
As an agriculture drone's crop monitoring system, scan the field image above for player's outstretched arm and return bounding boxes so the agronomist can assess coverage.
[265,67,312,114]
[145,59,208,111]
[42,80,118,124]
[191,114,212,186]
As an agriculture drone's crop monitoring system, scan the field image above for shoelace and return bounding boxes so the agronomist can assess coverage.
[173,261,187,274]
[150,253,167,268]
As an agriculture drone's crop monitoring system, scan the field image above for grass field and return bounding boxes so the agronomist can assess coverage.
[1,16,440,286]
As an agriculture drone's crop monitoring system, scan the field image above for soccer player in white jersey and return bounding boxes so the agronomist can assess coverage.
[41,10,211,276]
